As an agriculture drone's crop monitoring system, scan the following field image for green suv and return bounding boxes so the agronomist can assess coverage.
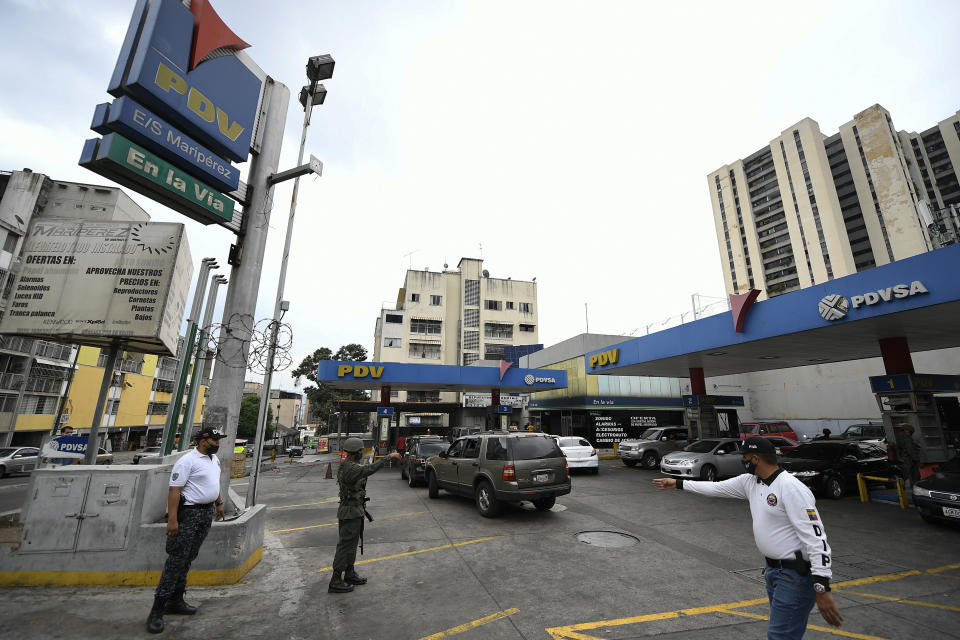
[424,431,571,517]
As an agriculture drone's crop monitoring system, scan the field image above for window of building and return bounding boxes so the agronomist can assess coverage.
[148,402,170,415]
[484,343,505,360]
[409,343,441,359]
[519,323,535,332]
[407,390,441,402]
[410,319,442,335]
[464,280,480,306]
[484,300,502,311]
[385,314,403,324]
[519,302,532,313]
[2,233,17,253]
[410,293,420,303]
[464,308,479,328]
[463,330,479,350]
[484,323,513,339]
[390,390,399,398]
[463,352,479,366]
[152,378,174,393]
[506,301,515,310]
[384,337,401,348]
[0,393,16,413]
[430,295,442,306]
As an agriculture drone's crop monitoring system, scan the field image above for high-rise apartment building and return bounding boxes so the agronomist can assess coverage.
[373,258,539,426]
[708,105,960,299]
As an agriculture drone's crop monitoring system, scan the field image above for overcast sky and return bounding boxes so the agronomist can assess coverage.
[1,0,959,392]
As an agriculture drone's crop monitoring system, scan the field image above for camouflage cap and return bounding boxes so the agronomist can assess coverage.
[343,437,364,453]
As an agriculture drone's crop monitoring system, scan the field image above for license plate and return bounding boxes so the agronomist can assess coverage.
[534,473,549,483]
[944,507,960,519]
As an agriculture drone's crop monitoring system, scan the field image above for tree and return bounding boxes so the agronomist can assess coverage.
[291,343,369,430]
[238,394,274,440]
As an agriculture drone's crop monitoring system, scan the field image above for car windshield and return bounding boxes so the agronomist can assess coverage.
[639,429,661,441]
[419,443,447,456]
[0,448,17,457]
[741,425,758,433]
[558,438,587,447]
[783,443,843,460]
[684,440,720,453]
[509,436,563,460]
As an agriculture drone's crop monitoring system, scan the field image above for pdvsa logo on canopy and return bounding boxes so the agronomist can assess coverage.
[819,281,928,322]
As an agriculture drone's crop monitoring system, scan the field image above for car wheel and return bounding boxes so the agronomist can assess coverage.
[700,465,718,482]
[591,466,599,475]
[533,496,556,511]
[407,467,418,488]
[400,464,408,480]
[623,460,637,467]
[824,476,844,500]
[475,480,501,518]
[427,471,440,498]
[642,451,659,469]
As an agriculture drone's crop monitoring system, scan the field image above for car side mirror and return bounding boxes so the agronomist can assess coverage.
[660,437,667,441]
[716,450,725,455]
[842,455,857,462]
[439,451,449,458]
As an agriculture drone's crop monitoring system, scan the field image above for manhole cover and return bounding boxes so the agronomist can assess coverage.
[575,531,639,548]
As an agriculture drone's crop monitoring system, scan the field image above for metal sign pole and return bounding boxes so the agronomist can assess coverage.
[84,342,122,465]
[178,274,226,450]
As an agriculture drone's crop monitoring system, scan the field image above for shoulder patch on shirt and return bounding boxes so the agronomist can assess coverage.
[806,509,819,521]
[172,472,179,481]
[766,493,778,506]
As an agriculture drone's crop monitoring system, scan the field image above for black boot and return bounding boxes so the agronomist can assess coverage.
[328,572,355,593]
[165,590,198,615]
[344,569,367,585]
[146,597,166,634]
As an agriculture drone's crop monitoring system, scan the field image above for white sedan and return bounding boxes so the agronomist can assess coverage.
[554,436,599,474]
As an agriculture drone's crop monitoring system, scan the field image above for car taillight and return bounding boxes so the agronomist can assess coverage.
[565,459,570,477]
[503,465,516,481]
[590,449,597,457]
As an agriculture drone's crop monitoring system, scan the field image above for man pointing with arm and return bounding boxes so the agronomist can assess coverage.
[653,436,842,639]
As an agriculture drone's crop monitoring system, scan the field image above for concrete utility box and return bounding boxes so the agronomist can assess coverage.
[1,454,264,587]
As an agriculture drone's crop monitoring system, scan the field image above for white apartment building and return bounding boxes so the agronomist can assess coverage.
[373,257,539,426]
[708,104,960,299]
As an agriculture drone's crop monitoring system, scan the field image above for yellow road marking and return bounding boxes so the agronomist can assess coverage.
[315,535,505,573]
[418,608,519,640]
[270,510,429,534]
[546,561,960,640]
[841,590,960,613]
[268,498,338,509]
[723,609,888,639]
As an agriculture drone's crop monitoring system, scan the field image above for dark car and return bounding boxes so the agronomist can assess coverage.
[913,457,960,525]
[779,440,898,499]
[425,431,571,517]
[840,423,886,442]
[401,437,450,487]
[287,445,304,457]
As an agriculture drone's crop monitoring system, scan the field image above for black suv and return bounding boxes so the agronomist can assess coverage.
[425,431,571,517]
[400,436,449,487]
[779,440,898,499]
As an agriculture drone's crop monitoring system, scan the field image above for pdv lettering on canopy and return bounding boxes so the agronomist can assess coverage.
[107,0,263,163]
[589,348,619,369]
[337,365,385,379]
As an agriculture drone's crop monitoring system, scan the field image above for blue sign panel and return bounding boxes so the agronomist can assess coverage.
[869,374,960,394]
[108,0,263,163]
[495,405,514,414]
[377,407,395,417]
[682,395,745,407]
[92,97,240,193]
[316,361,568,393]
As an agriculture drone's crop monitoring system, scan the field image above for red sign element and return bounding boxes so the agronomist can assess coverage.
[189,0,250,71]
[730,289,761,333]
[499,359,514,381]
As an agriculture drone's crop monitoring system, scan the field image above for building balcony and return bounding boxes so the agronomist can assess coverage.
[0,372,24,391]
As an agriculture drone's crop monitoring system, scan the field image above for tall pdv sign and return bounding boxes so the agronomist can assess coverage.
[81,0,264,228]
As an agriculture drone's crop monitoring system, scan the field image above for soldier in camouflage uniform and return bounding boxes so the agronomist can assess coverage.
[329,438,401,593]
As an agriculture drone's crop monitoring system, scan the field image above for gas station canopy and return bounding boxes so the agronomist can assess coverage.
[586,243,960,379]
[316,360,568,394]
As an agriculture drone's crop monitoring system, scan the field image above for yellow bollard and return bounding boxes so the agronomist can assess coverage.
[613,442,619,457]
[897,476,908,510]
[857,473,869,502]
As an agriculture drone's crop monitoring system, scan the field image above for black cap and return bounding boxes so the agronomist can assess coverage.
[198,427,225,440]
[742,436,776,455]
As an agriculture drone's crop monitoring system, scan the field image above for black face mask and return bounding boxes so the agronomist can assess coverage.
[206,443,220,455]
[742,456,758,474]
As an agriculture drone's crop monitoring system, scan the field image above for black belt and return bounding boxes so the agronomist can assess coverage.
[180,502,214,509]
[765,556,811,575]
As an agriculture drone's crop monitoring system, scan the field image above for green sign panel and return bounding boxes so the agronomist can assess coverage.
[100,134,234,223]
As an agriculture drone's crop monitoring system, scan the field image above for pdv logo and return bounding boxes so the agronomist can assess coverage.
[108,0,264,163]
[818,294,849,321]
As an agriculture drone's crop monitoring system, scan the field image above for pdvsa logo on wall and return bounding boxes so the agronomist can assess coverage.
[524,374,557,385]
[819,281,928,322]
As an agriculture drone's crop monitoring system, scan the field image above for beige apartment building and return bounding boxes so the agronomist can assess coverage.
[373,257,539,426]
[709,105,960,299]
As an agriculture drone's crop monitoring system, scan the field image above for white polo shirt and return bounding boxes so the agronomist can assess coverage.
[681,470,832,580]
[169,448,221,506]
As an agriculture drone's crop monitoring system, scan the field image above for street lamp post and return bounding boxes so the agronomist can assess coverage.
[248,55,334,508]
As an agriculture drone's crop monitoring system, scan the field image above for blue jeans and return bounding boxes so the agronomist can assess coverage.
[765,567,816,640]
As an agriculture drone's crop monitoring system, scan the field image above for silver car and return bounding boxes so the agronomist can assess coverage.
[660,438,744,482]
[0,446,40,477]
[618,427,689,469]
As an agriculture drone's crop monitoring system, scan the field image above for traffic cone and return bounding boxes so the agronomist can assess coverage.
[325,462,333,479]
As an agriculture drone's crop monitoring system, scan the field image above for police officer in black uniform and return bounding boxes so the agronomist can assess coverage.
[329,438,401,593]
[147,428,226,633]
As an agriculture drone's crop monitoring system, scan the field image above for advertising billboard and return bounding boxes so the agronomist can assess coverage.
[0,220,192,355]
